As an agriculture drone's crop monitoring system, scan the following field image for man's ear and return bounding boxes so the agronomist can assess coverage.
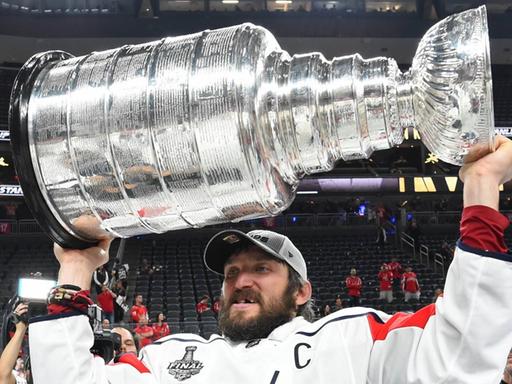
[295,280,312,306]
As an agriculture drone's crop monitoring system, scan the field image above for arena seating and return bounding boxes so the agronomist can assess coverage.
[0,239,58,311]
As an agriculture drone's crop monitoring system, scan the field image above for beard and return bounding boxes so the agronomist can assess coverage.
[218,285,297,342]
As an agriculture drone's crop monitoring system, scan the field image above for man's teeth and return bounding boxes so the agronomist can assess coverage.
[236,299,256,304]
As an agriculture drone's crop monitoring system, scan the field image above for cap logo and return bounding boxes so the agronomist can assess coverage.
[249,234,269,243]
[223,234,240,244]
[288,252,294,258]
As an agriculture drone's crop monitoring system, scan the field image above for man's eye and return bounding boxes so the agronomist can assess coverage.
[226,269,238,278]
[256,265,269,272]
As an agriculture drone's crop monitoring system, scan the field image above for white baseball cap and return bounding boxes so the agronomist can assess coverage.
[203,229,307,281]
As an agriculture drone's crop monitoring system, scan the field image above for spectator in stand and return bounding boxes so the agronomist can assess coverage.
[401,266,421,302]
[432,288,443,303]
[151,313,170,342]
[196,295,210,314]
[111,327,138,355]
[112,279,128,323]
[111,257,129,290]
[12,358,27,384]
[378,263,394,303]
[134,315,153,348]
[96,285,115,323]
[387,257,402,289]
[129,294,148,323]
[406,220,422,250]
[440,241,454,262]
[212,296,221,315]
[502,348,512,384]
[102,318,111,330]
[334,296,344,311]
[0,303,28,384]
[322,304,332,317]
[140,258,154,276]
[345,268,362,307]
[93,264,109,295]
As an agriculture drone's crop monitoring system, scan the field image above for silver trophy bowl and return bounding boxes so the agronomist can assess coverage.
[9,6,494,248]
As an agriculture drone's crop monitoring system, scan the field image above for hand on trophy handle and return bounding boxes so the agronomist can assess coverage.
[54,237,112,291]
[459,135,512,210]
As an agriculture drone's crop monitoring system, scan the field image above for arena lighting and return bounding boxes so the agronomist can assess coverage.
[17,278,56,303]
[275,0,292,4]
[297,191,318,195]
[0,130,9,141]
[222,0,239,3]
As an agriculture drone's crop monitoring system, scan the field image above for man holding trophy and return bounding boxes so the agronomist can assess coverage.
[6,5,511,383]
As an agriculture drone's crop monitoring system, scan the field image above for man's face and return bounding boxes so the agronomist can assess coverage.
[135,295,143,305]
[218,246,303,341]
[102,318,110,329]
[350,268,357,276]
[139,315,148,326]
[112,327,137,355]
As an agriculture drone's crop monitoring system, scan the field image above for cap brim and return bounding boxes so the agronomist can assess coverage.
[203,229,284,276]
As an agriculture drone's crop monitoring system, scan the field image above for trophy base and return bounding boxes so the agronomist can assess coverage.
[9,51,98,250]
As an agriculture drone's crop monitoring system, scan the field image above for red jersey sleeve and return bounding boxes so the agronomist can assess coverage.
[460,205,509,253]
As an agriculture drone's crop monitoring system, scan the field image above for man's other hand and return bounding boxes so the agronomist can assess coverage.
[459,135,512,186]
[459,136,512,210]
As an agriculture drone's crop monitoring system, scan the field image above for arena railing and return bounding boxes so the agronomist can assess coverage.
[400,232,415,259]
[419,244,429,268]
[433,252,446,276]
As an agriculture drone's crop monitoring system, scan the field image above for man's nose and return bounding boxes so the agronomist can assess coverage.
[234,271,255,289]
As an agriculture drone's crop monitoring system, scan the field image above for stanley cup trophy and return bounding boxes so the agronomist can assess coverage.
[9,6,494,248]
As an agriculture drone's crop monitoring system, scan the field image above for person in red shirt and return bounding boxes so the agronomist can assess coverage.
[345,268,362,307]
[401,266,421,302]
[151,313,170,342]
[387,258,402,288]
[378,263,394,303]
[212,297,221,315]
[96,285,115,323]
[196,295,210,314]
[130,294,148,323]
[134,315,153,348]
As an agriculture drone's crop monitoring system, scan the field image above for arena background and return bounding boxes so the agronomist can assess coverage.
[0,0,511,372]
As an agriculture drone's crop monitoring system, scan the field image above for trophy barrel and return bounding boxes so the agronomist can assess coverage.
[9,51,98,249]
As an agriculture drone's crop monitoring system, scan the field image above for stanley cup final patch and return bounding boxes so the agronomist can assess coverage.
[168,346,204,381]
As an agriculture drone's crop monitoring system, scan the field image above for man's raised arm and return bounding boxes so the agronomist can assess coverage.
[367,136,512,383]
[29,239,156,384]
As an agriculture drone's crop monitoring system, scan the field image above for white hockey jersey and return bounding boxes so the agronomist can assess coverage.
[28,243,512,384]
